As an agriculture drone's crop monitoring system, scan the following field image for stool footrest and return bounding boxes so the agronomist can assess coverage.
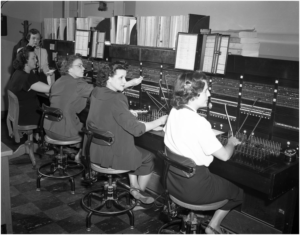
[170,195,228,211]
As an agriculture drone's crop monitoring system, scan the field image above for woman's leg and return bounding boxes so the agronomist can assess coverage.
[205,209,229,234]
[205,187,243,234]
[137,173,152,191]
[128,173,152,191]
[128,174,140,189]
[128,173,154,204]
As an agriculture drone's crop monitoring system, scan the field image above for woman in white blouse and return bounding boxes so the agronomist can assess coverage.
[164,71,243,234]
[24,28,55,84]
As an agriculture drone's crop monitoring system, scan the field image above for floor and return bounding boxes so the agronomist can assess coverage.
[1,118,168,234]
[3,117,298,234]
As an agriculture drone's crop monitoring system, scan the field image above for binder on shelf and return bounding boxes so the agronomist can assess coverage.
[90,28,106,59]
[198,34,230,75]
[174,33,199,71]
[59,18,67,40]
[113,15,137,45]
[76,18,89,30]
[75,30,90,57]
[67,18,75,41]
[95,18,111,42]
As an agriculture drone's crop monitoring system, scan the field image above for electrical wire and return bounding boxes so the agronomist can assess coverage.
[224,104,233,136]
[236,98,260,135]
[248,111,266,140]
[145,91,165,110]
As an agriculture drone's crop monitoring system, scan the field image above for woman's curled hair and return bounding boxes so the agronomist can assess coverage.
[59,54,82,75]
[95,61,128,87]
[13,46,35,70]
[171,70,207,108]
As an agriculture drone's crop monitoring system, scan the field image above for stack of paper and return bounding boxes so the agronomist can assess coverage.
[212,29,260,57]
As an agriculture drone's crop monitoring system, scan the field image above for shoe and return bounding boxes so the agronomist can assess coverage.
[130,187,155,204]
[132,200,152,211]
[74,149,82,163]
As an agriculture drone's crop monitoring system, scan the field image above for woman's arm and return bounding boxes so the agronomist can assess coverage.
[213,136,240,161]
[143,115,168,132]
[125,76,143,88]
[29,82,51,93]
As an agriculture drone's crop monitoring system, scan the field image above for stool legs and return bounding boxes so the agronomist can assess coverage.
[36,175,43,191]
[82,175,137,231]
[36,145,85,194]
[10,133,36,169]
[158,212,203,234]
[86,211,93,231]
[25,140,36,168]
[69,177,75,194]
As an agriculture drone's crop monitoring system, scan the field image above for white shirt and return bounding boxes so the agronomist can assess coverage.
[164,105,222,167]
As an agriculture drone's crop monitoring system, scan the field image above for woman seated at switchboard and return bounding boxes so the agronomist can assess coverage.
[86,61,168,204]
[44,54,144,162]
[7,46,52,126]
[164,71,243,234]
[43,54,94,149]
[14,29,55,85]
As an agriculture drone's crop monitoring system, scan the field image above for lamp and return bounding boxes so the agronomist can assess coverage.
[98,1,107,11]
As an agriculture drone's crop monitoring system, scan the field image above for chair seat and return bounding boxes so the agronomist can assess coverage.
[45,135,82,145]
[91,163,130,174]
[170,195,228,211]
[17,124,38,131]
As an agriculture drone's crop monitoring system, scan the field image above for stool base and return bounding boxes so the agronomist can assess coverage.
[81,179,137,231]
[37,156,85,194]
[158,212,205,234]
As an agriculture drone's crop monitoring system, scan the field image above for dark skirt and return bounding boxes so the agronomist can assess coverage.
[167,165,243,211]
[129,146,154,176]
[18,102,40,126]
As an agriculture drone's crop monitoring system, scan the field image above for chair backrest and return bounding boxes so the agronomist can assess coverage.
[40,103,63,123]
[7,90,21,142]
[37,104,64,145]
[82,120,114,157]
[82,121,115,182]
[157,146,196,193]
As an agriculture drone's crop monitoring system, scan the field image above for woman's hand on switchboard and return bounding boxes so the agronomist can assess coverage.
[126,76,143,88]
[228,136,241,147]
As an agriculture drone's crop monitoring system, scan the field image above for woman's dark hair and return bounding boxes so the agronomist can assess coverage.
[95,61,128,87]
[59,54,82,75]
[13,46,35,70]
[171,70,207,108]
[26,28,42,41]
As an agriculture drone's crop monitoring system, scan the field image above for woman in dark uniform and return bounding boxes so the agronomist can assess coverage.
[7,46,52,126]
[87,61,168,204]
[44,55,144,162]
[164,71,243,234]
[43,54,94,142]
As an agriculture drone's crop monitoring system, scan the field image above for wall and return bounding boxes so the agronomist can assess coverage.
[1,1,63,114]
[132,1,299,59]
[81,1,125,17]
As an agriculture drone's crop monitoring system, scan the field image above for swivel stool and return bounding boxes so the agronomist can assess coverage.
[81,121,137,231]
[6,90,38,168]
[157,147,228,234]
[36,104,85,194]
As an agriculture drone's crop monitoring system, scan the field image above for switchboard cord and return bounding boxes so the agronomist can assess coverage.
[236,98,260,135]
[145,91,166,111]
[224,104,233,136]
[159,80,169,109]
[248,110,266,140]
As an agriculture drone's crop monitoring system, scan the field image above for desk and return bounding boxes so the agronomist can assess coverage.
[1,143,13,234]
